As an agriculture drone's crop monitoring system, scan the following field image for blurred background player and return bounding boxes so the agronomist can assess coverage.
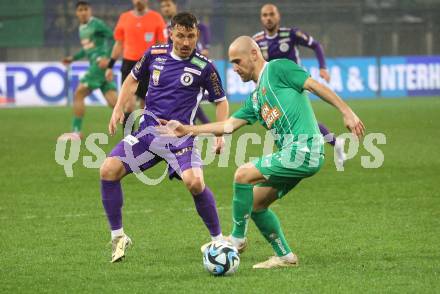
[160,0,212,124]
[160,0,211,57]
[105,0,166,127]
[253,3,346,167]
[58,1,117,141]
[100,12,228,262]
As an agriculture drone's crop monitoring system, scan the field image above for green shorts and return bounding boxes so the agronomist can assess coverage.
[252,149,324,198]
[80,65,117,94]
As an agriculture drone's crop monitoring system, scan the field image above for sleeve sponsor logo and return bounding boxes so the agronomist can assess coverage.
[134,55,146,72]
[191,57,207,69]
[209,72,223,96]
[295,31,309,42]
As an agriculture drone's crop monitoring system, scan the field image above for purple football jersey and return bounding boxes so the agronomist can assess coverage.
[131,44,225,128]
[253,27,327,69]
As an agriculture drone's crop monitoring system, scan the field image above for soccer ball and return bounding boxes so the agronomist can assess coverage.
[203,241,240,276]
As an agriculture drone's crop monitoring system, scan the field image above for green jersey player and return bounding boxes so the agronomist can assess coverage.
[58,1,117,141]
[160,36,365,269]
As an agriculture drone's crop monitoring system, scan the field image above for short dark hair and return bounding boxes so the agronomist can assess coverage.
[76,1,90,8]
[171,12,198,30]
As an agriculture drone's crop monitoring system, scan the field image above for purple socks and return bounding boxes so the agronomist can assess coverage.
[318,122,336,146]
[101,180,123,230]
[192,186,221,237]
[101,180,221,237]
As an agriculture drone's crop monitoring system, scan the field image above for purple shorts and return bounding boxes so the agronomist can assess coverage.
[109,130,202,180]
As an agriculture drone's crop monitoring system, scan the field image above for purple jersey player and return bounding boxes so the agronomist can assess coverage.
[253,4,346,167]
[160,0,212,124]
[100,12,229,263]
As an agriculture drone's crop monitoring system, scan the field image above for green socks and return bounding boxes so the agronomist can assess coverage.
[251,209,292,256]
[231,183,254,238]
[72,116,83,133]
[231,183,293,257]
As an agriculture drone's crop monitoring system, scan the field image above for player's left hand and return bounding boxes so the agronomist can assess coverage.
[97,57,109,69]
[343,110,365,139]
[319,68,330,83]
[109,106,125,136]
[212,136,225,154]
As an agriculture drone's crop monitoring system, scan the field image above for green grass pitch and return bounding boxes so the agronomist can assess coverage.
[0,97,439,293]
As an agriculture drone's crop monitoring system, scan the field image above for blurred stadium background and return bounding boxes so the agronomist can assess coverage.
[1,0,440,105]
[2,0,440,60]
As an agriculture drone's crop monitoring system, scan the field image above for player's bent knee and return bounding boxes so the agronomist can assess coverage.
[234,167,251,184]
[184,177,204,195]
[100,157,125,181]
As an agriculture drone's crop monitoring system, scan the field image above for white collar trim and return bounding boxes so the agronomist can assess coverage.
[170,51,190,60]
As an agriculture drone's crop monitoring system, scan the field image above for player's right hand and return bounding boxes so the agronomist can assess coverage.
[62,56,73,66]
[109,106,125,136]
[343,110,365,139]
[105,69,114,82]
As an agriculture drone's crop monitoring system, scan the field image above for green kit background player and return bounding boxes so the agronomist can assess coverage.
[59,1,117,140]
[160,36,365,269]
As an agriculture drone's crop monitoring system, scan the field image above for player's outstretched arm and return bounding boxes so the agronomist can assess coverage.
[303,77,365,138]
[108,74,139,135]
[212,99,230,153]
[159,117,247,138]
[106,41,123,81]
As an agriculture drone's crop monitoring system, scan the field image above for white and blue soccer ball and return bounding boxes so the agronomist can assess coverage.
[203,241,240,276]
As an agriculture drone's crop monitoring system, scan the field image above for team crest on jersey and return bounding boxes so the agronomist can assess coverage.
[180,72,194,86]
[144,32,154,42]
[152,69,161,86]
[279,43,290,52]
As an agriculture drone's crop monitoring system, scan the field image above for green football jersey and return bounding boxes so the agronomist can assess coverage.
[233,59,323,154]
[72,17,114,64]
